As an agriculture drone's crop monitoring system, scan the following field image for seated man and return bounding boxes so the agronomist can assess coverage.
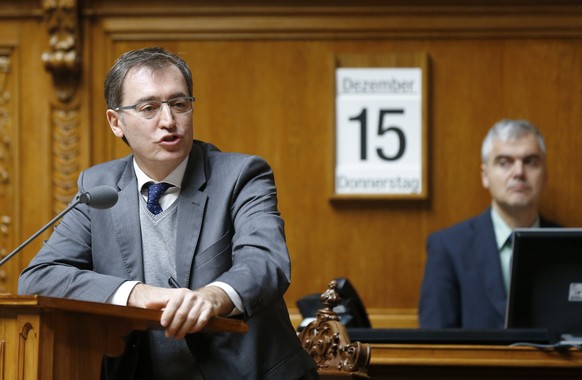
[419,119,559,329]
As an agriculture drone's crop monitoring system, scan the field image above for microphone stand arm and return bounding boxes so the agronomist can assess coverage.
[0,197,82,268]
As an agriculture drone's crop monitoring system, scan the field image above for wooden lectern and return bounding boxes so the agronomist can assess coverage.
[0,295,247,380]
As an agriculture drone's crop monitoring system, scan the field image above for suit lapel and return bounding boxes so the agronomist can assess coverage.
[175,143,208,288]
[111,159,145,281]
[474,209,507,319]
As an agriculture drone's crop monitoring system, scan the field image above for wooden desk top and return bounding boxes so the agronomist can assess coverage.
[370,343,582,368]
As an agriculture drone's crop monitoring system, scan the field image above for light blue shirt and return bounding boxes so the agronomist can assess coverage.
[490,208,540,294]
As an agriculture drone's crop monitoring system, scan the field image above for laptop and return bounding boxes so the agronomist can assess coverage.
[505,228,582,343]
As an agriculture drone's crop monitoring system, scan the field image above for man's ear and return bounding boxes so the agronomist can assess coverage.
[106,109,124,138]
[481,163,490,189]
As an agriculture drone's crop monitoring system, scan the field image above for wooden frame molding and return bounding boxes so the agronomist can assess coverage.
[82,1,582,39]
[332,53,429,202]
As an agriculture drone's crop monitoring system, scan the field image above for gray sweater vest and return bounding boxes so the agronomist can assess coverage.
[140,200,202,380]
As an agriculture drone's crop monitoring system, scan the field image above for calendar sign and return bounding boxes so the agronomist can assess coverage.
[335,68,423,197]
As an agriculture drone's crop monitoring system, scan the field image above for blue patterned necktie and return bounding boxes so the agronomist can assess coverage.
[146,182,172,215]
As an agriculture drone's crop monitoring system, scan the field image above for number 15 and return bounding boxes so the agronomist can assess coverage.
[349,108,406,161]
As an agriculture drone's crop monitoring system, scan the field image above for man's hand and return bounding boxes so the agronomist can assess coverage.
[128,283,235,339]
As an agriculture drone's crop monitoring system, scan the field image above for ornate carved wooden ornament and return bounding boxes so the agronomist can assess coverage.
[299,280,371,378]
[42,0,82,213]
[42,0,81,103]
[0,52,11,292]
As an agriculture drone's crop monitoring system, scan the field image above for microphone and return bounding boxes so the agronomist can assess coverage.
[0,185,119,268]
[77,185,119,209]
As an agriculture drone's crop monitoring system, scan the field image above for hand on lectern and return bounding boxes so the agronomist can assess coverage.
[128,283,234,339]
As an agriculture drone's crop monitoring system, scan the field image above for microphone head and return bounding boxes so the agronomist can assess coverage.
[78,185,119,209]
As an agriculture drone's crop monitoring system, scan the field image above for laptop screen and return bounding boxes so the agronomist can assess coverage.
[505,228,582,342]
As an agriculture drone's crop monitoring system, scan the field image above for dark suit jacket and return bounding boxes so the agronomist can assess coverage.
[18,140,317,380]
[418,208,560,329]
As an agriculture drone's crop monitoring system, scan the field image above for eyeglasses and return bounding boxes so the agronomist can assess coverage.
[114,96,195,119]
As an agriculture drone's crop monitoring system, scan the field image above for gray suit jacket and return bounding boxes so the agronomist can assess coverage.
[19,140,316,380]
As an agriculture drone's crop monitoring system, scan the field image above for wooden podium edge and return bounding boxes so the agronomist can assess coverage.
[0,294,248,333]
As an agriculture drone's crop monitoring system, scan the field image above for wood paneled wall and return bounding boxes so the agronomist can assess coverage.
[2,0,582,327]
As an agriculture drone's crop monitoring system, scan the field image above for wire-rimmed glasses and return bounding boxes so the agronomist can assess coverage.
[114,96,195,119]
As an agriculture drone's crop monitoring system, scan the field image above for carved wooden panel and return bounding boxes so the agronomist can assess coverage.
[0,50,14,294]
[17,322,34,380]
[43,0,82,213]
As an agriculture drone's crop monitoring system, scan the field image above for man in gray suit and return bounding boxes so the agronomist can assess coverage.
[19,47,318,380]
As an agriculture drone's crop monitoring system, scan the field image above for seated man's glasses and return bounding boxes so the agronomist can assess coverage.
[114,96,195,120]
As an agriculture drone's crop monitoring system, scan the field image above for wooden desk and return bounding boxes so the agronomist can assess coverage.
[369,343,582,379]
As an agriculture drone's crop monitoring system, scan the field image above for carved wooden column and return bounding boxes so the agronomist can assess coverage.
[42,0,82,213]
[0,51,13,292]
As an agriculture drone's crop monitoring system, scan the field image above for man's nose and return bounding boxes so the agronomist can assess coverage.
[158,103,175,125]
[512,160,525,176]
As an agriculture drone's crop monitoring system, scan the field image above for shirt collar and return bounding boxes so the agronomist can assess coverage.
[490,207,540,250]
[133,157,188,191]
